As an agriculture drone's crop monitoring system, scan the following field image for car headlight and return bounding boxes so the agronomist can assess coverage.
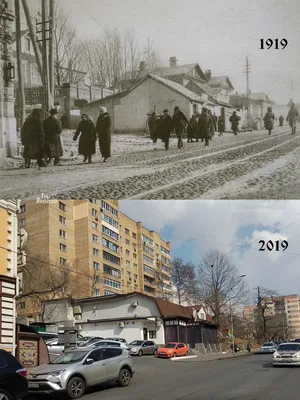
[49,369,66,376]
[293,355,300,358]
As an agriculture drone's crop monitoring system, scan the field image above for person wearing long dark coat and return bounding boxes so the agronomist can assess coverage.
[73,114,97,163]
[96,106,112,162]
[279,115,284,128]
[148,112,158,145]
[160,109,173,150]
[263,107,275,135]
[218,116,225,136]
[229,111,240,135]
[187,114,198,143]
[21,108,45,168]
[208,109,216,140]
[198,107,214,146]
[43,108,63,166]
[173,106,190,149]
[286,103,299,135]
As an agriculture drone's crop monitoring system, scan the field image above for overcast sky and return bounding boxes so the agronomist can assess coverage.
[120,200,300,300]
[51,0,300,104]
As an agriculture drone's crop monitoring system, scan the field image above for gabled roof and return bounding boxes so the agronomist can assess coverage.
[129,73,204,103]
[153,63,207,81]
[155,298,192,319]
[249,92,271,101]
[208,76,234,90]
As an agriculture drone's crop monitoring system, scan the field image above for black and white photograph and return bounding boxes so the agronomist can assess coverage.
[0,0,300,199]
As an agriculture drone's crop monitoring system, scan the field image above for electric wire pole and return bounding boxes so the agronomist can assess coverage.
[243,57,251,128]
[15,0,25,129]
[48,0,54,107]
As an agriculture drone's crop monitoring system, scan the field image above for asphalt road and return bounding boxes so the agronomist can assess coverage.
[26,354,300,400]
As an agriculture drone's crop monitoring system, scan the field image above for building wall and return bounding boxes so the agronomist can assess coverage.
[284,295,300,339]
[0,200,20,354]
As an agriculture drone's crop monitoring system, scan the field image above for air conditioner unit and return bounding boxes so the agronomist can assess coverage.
[118,321,125,328]
[131,301,138,307]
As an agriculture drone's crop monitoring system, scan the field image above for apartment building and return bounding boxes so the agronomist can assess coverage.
[243,295,300,339]
[17,200,172,322]
[0,200,20,355]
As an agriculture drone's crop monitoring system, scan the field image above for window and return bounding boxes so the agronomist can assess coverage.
[19,301,25,309]
[93,248,99,256]
[92,208,97,217]
[133,253,137,259]
[125,239,130,245]
[60,257,67,265]
[90,199,97,204]
[59,215,66,225]
[142,234,153,246]
[104,278,121,290]
[143,245,154,255]
[127,271,131,278]
[101,201,118,217]
[161,246,171,256]
[102,238,119,253]
[126,250,130,256]
[92,221,98,230]
[134,274,138,280]
[143,265,155,275]
[126,260,130,268]
[132,232,136,239]
[162,265,171,274]
[102,225,119,240]
[94,275,100,283]
[60,243,67,252]
[103,251,120,265]
[93,262,100,270]
[26,37,30,51]
[103,264,121,278]
[102,348,122,359]
[143,254,154,265]
[59,229,66,239]
[93,234,99,243]
[94,289,100,296]
[133,263,137,268]
[104,290,116,296]
[101,213,119,229]
[59,202,66,211]
[125,228,129,235]
[149,331,157,339]
[19,218,26,226]
[20,204,25,213]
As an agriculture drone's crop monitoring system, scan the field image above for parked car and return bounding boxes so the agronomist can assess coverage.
[105,337,128,344]
[273,342,300,367]
[129,340,157,356]
[84,340,129,350]
[0,349,28,400]
[157,342,189,358]
[259,342,277,353]
[77,337,104,347]
[39,332,58,342]
[27,347,134,399]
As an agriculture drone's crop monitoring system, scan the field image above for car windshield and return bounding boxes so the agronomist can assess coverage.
[164,343,176,348]
[262,343,274,346]
[50,351,88,364]
[278,344,300,351]
[130,340,144,346]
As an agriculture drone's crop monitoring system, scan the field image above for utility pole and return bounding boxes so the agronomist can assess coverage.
[48,0,54,107]
[15,0,25,129]
[243,57,251,128]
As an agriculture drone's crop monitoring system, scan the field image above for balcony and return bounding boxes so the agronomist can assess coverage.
[144,285,156,294]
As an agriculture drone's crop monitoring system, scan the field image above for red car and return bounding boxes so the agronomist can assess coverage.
[157,342,189,358]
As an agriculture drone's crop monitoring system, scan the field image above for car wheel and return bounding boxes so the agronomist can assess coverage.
[153,349,157,355]
[67,376,86,399]
[172,353,177,358]
[0,389,13,400]
[119,368,131,387]
[138,349,143,357]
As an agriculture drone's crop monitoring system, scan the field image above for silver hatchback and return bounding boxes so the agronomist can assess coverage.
[27,347,135,399]
[129,340,157,356]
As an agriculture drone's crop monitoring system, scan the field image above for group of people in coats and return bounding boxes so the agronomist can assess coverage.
[21,106,112,168]
[263,103,299,135]
[148,106,223,149]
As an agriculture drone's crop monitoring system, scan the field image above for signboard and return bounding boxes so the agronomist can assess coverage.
[18,339,38,371]
[70,109,81,116]
[57,331,77,346]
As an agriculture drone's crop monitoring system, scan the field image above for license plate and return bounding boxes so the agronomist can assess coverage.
[29,383,39,388]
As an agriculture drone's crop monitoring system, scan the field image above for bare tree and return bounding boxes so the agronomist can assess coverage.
[172,258,198,305]
[197,249,249,335]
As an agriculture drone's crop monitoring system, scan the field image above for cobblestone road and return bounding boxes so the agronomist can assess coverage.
[1,127,299,199]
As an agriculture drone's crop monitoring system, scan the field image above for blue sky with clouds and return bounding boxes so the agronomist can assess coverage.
[120,200,300,296]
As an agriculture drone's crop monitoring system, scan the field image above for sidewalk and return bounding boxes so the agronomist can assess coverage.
[174,352,254,362]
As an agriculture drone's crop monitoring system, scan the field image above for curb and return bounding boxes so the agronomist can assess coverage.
[176,353,254,362]
[170,355,198,361]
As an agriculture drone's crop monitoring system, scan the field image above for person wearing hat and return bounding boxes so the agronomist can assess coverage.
[173,106,190,149]
[218,116,225,136]
[229,111,241,135]
[263,106,275,135]
[96,106,112,162]
[73,114,97,163]
[43,108,63,166]
[197,107,214,146]
[21,108,45,168]
[160,109,173,150]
